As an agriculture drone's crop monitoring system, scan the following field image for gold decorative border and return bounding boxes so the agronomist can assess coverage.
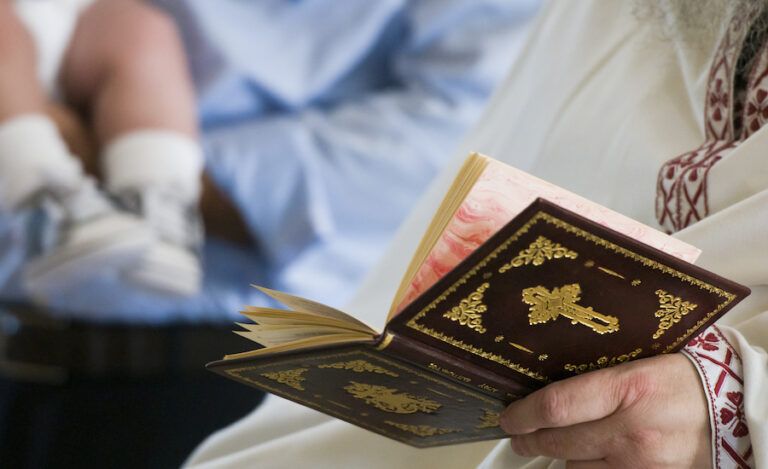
[225,349,505,447]
[405,211,737,382]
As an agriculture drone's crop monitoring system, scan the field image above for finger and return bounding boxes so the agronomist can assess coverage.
[508,419,611,460]
[501,366,627,434]
[566,460,610,469]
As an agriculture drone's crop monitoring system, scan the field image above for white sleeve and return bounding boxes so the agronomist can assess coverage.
[674,188,768,468]
[683,324,765,469]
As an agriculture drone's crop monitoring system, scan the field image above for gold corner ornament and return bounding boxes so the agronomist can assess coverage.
[343,382,442,414]
[522,284,619,334]
[260,367,309,391]
[318,360,399,377]
[383,421,459,437]
[442,282,490,334]
[499,236,578,273]
[475,409,501,429]
[564,348,642,374]
[653,289,697,339]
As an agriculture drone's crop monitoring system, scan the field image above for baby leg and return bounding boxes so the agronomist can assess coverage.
[0,2,84,209]
[60,0,197,142]
[61,0,204,295]
[0,2,46,120]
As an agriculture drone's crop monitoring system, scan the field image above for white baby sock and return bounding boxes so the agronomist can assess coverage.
[0,114,83,211]
[102,130,203,202]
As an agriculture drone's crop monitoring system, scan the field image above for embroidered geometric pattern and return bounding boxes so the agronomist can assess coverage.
[742,32,768,137]
[683,326,754,469]
[655,18,747,233]
[655,10,768,233]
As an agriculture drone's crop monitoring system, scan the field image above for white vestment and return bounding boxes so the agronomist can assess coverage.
[187,1,767,467]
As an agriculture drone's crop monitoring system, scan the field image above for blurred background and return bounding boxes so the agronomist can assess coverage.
[0,0,540,467]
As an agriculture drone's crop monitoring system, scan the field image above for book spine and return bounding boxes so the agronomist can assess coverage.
[375,332,533,402]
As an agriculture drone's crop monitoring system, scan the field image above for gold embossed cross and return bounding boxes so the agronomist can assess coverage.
[522,284,619,334]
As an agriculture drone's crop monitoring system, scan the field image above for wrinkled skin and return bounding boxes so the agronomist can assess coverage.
[500,353,711,468]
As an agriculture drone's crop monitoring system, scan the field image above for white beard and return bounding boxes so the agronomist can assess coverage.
[636,0,768,50]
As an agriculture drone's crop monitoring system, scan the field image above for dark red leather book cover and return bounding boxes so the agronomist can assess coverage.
[386,198,750,389]
[207,340,510,448]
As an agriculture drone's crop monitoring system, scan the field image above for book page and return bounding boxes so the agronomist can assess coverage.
[231,295,378,353]
[393,155,702,315]
[235,324,372,348]
[242,307,375,333]
[255,286,375,333]
[223,334,373,360]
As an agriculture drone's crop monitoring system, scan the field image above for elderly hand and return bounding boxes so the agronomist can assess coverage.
[500,353,711,468]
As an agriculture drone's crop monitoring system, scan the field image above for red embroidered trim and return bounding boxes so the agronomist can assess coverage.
[655,12,768,233]
[705,21,745,142]
[655,141,736,232]
[683,326,754,469]
[655,19,747,233]
[742,34,768,138]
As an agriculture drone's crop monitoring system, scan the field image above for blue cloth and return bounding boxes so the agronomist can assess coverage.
[0,0,540,323]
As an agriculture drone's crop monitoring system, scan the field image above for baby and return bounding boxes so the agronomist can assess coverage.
[0,0,204,299]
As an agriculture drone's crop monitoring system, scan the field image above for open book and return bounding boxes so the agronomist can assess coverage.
[208,153,749,447]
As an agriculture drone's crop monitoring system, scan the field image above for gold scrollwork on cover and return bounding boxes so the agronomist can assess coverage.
[564,348,643,374]
[475,409,501,429]
[522,284,619,334]
[653,289,697,339]
[318,360,399,377]
[406,210,737,385]
[383,421,458,437]
[442,282,490,334]
[260,368,309,391]
[499,236,578,272]
[343,382,441,414]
